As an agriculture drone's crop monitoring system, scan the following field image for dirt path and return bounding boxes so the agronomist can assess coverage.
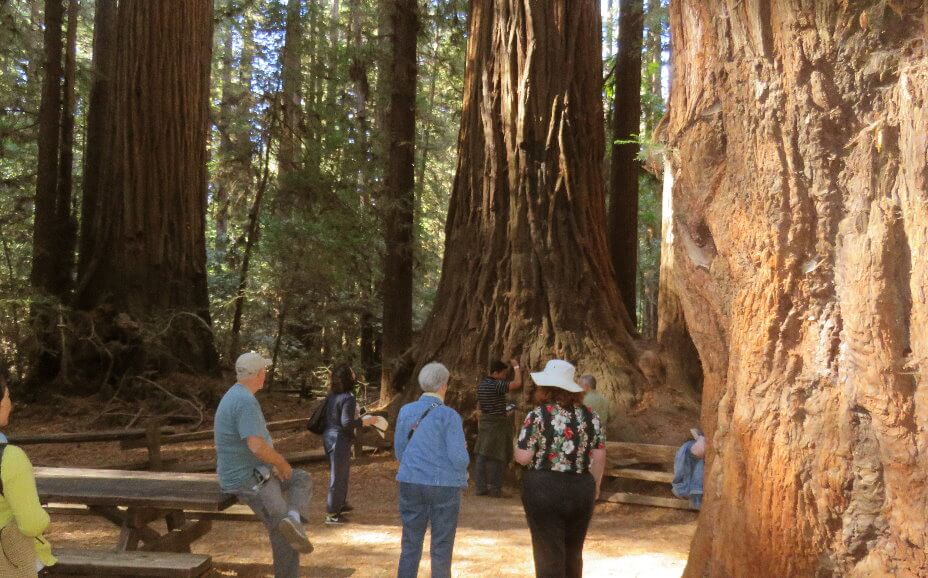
[13,395,696,576]
[46,457,696,577]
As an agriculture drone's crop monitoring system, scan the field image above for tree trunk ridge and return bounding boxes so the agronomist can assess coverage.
[667,2,928,575]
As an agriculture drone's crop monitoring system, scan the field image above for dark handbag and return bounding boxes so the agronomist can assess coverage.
[306,396,329,435]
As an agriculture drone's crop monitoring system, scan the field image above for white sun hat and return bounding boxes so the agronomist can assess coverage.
[531,359,583,393]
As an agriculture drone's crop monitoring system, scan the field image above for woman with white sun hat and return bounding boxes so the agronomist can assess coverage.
[514,359,606,578]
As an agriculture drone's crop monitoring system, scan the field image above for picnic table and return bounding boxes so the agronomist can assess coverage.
[36,467,235,553]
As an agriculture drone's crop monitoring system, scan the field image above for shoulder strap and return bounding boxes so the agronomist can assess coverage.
[407,403,440,441]
[0,444,6,496]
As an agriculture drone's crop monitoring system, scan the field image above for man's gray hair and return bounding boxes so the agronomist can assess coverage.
[580,374,597,390]
[418,362,450,393]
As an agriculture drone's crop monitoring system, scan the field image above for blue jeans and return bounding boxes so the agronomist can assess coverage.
[324,431,352,514]
[397,482,462,578]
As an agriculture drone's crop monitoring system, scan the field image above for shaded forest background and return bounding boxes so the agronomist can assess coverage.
[0,0,670,396]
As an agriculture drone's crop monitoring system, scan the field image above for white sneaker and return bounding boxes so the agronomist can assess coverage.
[278,517,314,554]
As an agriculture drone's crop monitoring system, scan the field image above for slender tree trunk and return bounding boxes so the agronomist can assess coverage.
[31,0,65,298]
[608,0,643,328]
[267,297,289,391]
[78,0,116,285]
[644,0,663,130]
[325,0,341,109]
[55,0,78,293]
[414,24,441,200]
[214,22,235,258]
[667,2,928,576]
[278,0,304,212]
[389,0,642,421]
[379,0,418,402]
[74,0,217,374]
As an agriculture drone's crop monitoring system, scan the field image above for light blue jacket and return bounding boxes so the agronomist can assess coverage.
[394,395,469,488]
[672,439,704,509]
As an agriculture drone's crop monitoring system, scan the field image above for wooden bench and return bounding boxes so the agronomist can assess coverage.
[600,442,696,511]
[48,549,211,577]
[46,502,260,523]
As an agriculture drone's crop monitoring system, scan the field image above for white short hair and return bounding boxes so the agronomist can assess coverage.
[418,362,450,393]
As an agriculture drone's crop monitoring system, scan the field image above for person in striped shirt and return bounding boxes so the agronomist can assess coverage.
[474,359,523,497]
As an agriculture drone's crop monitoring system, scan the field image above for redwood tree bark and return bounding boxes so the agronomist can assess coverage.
[391,0,641,416]
[666,2,928,576]
[379,0,418,401]
[608,0,644,327]
[75,0,217,373]
[30,0,67,298]
[77,0,115,284]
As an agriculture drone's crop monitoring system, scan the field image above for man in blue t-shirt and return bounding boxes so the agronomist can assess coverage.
[215,352,313,577]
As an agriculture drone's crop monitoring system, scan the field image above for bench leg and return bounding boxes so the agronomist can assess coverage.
[117,526,140,551]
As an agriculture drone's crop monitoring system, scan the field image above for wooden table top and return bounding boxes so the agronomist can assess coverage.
[35,467,236,511]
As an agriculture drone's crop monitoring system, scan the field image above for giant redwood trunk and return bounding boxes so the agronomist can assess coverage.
[74,0,217,374]
[391,0,642,419]
[379,0,418,401]
[666,2,928,576]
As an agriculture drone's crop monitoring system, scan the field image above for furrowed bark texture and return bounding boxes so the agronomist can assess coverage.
[74,0,217,373]
[666,2,928,576]
[380,0,418,401]
[393,0,641,418]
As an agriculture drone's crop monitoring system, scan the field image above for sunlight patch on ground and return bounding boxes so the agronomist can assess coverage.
[585,552,687,577]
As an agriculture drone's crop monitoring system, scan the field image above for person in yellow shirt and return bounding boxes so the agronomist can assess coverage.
[0,375,56,576]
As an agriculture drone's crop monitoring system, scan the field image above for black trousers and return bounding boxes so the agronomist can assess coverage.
[521,469,596,578]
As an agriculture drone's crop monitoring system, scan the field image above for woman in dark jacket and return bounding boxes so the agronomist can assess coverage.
[322,364,374,524]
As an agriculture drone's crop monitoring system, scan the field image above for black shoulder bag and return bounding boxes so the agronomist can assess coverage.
[0,444,5,496]
[306,396,330,435]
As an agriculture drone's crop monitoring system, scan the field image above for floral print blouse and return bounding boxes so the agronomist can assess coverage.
[517,403,606,474]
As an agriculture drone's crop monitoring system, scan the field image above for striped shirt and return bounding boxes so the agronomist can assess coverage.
[477,377,509,416]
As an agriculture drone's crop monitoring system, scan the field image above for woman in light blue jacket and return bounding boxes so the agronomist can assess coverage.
[393,362,469,578]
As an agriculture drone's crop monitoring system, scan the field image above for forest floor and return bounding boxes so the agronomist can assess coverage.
[15,392,698,577]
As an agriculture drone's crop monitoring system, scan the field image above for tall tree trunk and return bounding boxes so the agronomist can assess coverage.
[608,0,643,328]
[75,0,217,374]
[31,0,65,298]
[78,0,116,285]
[389,0,642,420]
[278,0,304,212]
[667,2,928,576]
[214,21,235,258]
[55,0,78,293]
[379,0,418,402]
